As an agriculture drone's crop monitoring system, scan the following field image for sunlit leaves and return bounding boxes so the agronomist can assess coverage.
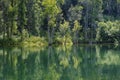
[60,20,69,34]
[42,0,61,16]
[72,20,82,32]
[97,20,120,42]
[98,21,120,35]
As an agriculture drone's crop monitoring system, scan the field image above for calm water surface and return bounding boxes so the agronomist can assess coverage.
[0,44,120,80]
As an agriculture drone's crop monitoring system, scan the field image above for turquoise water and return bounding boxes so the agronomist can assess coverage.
[0,44,120,80]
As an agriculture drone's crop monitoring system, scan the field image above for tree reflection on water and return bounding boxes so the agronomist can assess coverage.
[0,45,120,80]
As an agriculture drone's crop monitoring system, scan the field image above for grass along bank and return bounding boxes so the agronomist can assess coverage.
[0,36,47,47]
[0,35,119,47]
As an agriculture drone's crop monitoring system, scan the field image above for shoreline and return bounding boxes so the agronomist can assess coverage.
[0,39,118,48]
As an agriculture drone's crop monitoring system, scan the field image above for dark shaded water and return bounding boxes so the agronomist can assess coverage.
[0,44,120,80]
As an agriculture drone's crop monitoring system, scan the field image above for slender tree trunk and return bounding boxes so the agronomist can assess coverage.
[47,16,52,45]
[7,24,10,39]
[73,32,76,44]
[63,35,66,46]
[51,26,56,44]
[76,31,79,44]
[84,2,88,41]
[11,0,14,39]
[21,28,24,41]
[3,24,6,39]
[65,35,67,46]
[117,2,120,17]
[11,21,13,39]
[48,26,51,45]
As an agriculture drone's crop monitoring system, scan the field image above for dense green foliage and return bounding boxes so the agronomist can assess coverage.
[0,0,120,45]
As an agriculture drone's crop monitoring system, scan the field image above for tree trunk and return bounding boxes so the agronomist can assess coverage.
[11,21,13,39]
[21,28,24,41]
[73,32,76,44]
[84,2,89,41]
[3,25,6,39]
[7,25,10,39]
[48,26,51,45]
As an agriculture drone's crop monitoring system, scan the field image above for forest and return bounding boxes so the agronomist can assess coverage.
[0,0,120,46]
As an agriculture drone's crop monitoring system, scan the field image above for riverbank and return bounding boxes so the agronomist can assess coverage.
[0,36,119,47]
[0,36,47,47]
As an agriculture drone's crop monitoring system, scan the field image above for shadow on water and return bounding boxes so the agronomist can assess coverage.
[0,44,120,80]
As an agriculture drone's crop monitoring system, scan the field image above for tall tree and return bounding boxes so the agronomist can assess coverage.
[0,10,3,38]
[2,0,11,39]
[26,0,34,36]
[0,0,3,38]
[59,20,70,45]
[18,0,27,41]
[72,20,82,44]
[33,0,43,36]
[42,0,62,44]
[80,0,103,42]
[90,0,103,42]
[68,4,83,25]
[26,0,43,36]
[9,0,18,38]
[103,0,117,17]
[116,0,120,17]
[2,0,18,39]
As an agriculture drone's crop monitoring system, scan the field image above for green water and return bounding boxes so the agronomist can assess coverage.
[0,44,120,80]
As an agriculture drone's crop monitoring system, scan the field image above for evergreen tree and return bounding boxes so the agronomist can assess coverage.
[18,0,27,41]
[42,0,61,44]
[10,0,18,38]
[33,0,43,36]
